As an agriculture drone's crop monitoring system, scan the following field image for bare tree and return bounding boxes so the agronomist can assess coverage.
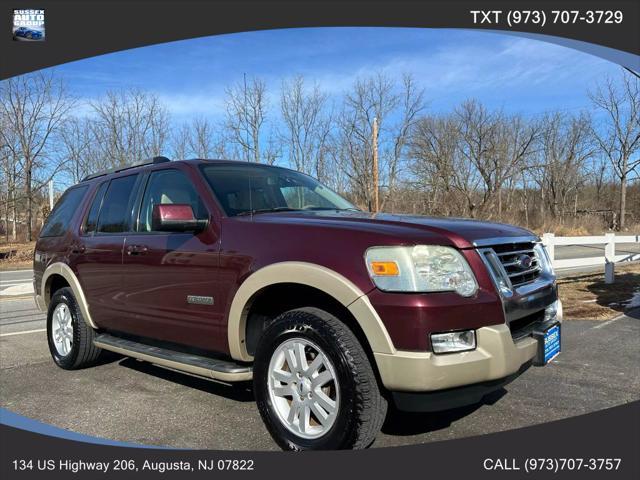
[280,75,332,178]
[90,89,170,168]
[225,76,267,163]
[382,74,426,210]
[0,72,74,241]
[409,114,482,217]
[454,101,539,218]
[170,122,190,161]
[60,116,95,183]
[336,72,425,210]
[190,117,214,158]
[590,71,640,230]
[454,100,499,215]
[532,113,593,220]
[0,113,21,241]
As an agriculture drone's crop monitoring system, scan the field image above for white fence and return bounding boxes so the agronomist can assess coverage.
[542,233,640,282]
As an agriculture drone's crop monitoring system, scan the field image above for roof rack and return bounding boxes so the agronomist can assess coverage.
[81,156,170,182]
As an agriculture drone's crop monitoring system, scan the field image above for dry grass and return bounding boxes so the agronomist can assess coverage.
[558,263,640,320]
[0,241,35,270]
[534,220,640,236]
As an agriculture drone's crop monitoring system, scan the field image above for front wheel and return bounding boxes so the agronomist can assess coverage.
[254,307,387,450]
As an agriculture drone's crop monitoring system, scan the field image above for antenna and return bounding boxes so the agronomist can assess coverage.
[243,72,250,162]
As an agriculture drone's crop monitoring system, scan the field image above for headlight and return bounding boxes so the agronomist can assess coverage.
[365,245,478,296]
[534,243,555,276]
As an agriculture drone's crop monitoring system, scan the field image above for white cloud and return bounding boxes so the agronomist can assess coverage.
[156,91,226,117]
[281,31,616,109]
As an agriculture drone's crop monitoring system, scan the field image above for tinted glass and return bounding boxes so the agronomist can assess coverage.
[40,186,88,237]
[96,175,138,233]
[83,182,108,235]
[200,164,355,216]
[138,169,206,232]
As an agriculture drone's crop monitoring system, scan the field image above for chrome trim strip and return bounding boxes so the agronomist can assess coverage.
[503,257,538,267]
[478,248,514,295]
[496,248,537,256]
[512,279,554,296]
[472,235,540,247]
[507,266,542,278]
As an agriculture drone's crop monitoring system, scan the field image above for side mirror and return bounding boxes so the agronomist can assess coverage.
[151,204,208,233]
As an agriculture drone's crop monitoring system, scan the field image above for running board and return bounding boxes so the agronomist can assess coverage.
[94,333,252,382]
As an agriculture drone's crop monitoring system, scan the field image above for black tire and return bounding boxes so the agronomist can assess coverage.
[47,287,102,369]
[254,307,387,450]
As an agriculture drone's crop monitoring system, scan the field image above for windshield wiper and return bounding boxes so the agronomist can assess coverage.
[236,207,302,216]
[303,207,362,212]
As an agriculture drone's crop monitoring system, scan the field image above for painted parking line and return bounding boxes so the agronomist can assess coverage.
[592,314,626,330]
[0,328,45,337]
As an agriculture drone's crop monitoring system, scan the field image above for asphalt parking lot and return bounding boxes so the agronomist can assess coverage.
[1,291,638,450]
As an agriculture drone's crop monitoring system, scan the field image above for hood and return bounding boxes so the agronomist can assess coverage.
[248,210,537,249]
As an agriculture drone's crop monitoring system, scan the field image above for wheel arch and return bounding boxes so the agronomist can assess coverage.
[41,263,97,329]
[227,262,396,362]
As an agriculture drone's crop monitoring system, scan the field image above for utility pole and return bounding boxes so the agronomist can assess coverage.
[48,179,54,210]
[372,117,379,213]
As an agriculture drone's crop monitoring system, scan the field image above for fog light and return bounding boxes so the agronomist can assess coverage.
[544,300,562,322]
[431,330,476,354]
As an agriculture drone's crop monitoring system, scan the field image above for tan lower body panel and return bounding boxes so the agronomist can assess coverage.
[374,324,537,392]
[94,340,253,383]
[34,294,47,312]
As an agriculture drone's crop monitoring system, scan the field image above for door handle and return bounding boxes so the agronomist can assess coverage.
[126,245,148,255]
[71,245,86,254]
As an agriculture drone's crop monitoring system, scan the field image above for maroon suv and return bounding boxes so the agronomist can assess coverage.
[34,157,562,450]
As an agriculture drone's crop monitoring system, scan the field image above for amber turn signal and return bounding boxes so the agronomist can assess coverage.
[370,261,400,276]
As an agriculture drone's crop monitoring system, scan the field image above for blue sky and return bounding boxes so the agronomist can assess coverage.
[50,27,623,121]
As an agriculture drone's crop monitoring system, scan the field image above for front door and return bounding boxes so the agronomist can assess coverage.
[121,167,224,352]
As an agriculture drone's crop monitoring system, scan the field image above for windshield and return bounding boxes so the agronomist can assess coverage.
[200,164,357,217]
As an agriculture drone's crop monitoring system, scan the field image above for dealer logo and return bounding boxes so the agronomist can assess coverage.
[12,9,45,41]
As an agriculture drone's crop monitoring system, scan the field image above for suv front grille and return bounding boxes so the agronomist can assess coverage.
[490,242,541,288]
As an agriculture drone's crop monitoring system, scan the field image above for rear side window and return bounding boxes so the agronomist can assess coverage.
[40,186,88,237]
[96,175,138,233]
[83,182,109,235]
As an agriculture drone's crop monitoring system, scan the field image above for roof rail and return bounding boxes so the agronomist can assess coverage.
[81,156,170,182]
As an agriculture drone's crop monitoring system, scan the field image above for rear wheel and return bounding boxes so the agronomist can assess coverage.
[47,287,102,369]
[254,307,387,450]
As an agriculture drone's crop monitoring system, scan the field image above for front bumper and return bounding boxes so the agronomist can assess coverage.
[391,361,532,412]
[374,321,549,392]
[371,237,562,396]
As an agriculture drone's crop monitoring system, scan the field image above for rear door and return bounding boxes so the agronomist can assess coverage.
[73,173,141,330]
[121,166,225,352]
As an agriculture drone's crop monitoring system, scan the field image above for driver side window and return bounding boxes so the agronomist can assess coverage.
[138,169,206,232]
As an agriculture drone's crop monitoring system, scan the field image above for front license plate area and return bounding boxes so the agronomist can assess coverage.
[533,323,561,366]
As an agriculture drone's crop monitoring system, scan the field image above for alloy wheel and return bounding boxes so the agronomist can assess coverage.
[52,303,73,356]
[267,337,340,439]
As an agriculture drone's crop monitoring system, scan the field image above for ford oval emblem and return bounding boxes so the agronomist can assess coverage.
[517,254,533,269]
